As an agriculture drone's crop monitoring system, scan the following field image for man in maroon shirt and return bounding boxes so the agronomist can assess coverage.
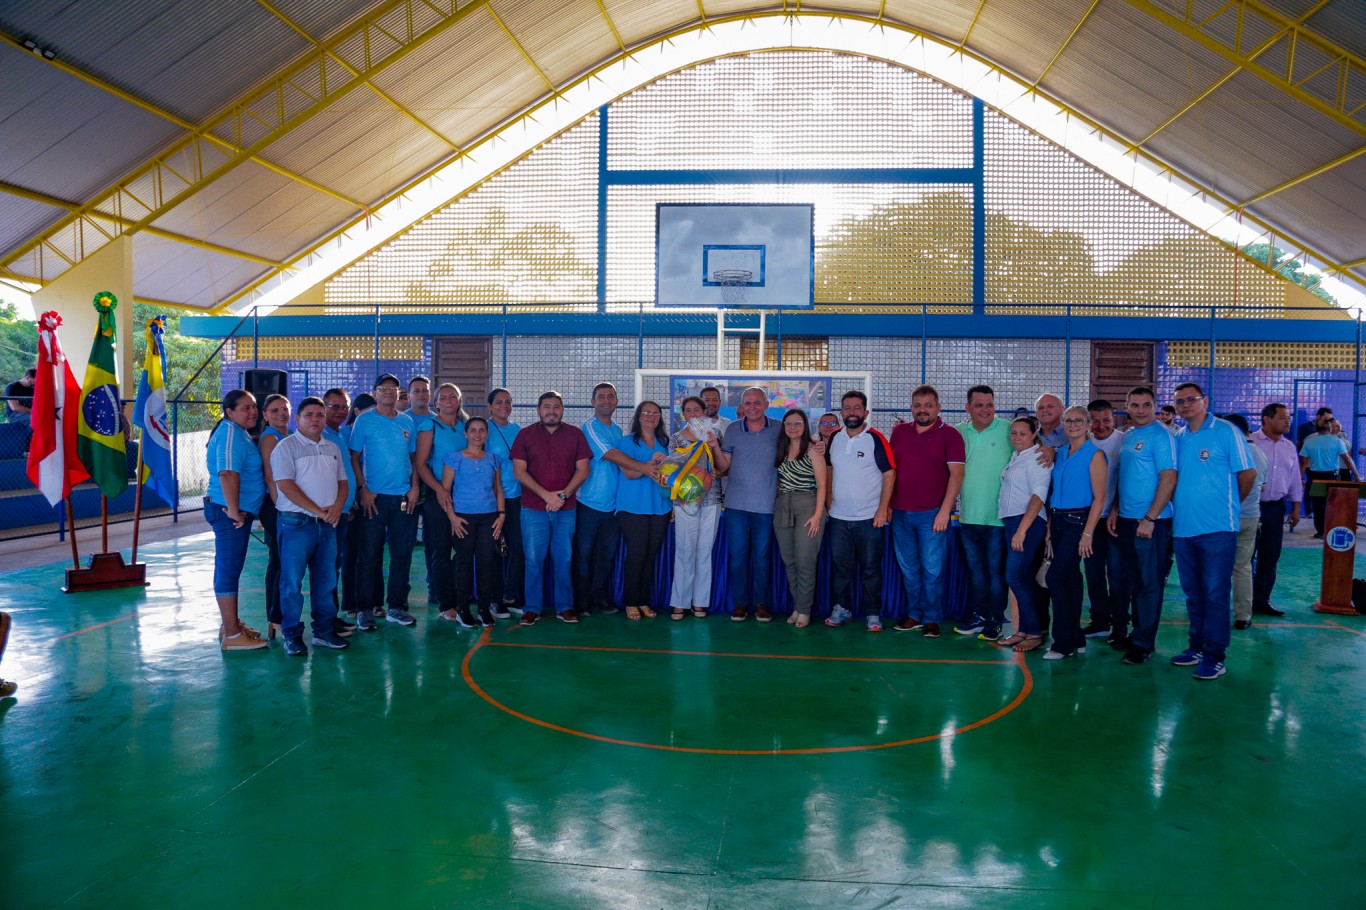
[890,385,966,637]
[511,391,592,625]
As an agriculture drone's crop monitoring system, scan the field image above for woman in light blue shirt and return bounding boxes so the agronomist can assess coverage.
[607,401,671,620]
[1044,406,1108,659]
[485,388,524,615]
[416,383,469,617]
[997,416,1051,652]
[257,393,290,638]
[205,390,267,651]
[441,416,506,628]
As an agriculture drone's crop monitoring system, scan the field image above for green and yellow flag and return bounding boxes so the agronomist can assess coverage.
[77,291,128,499]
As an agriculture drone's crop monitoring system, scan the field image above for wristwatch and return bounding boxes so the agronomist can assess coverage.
[557,492,568,501]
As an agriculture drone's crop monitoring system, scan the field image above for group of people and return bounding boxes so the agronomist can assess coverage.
[201,372,1335,683]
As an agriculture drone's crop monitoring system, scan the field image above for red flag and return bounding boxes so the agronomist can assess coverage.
[26,311,89,505]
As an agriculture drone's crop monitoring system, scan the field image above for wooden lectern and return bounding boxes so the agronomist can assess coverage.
[1309,480,1365,615]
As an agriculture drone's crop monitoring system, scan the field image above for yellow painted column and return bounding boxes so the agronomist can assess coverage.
[31,236,135,393]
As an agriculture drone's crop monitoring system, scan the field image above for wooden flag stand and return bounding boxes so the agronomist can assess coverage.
[62,468,148,594]
[1310,479,1365,615]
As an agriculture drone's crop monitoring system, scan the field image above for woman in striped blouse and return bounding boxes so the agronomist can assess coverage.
[773,409,828,628]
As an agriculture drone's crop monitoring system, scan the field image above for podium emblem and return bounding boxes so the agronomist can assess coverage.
[1327,526,1356,552]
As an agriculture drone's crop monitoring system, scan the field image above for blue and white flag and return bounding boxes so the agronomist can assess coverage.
[132,315,176,506]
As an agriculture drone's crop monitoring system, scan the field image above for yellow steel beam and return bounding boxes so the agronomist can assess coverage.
[1133,0,1329,149]
[1032,0,1102,88]
[958,0,990,49]
[1,0,498,284]
[1123,0,1366,141]
[594,0,628,55]
[0,181,284,267]
[0,29,364,211]
[484,4,558,95]
[133,295,202,312]
[1240,144,1366,206]
[256,0,460,152]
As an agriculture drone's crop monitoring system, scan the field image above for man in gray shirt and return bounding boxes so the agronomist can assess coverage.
[715,387,782,621]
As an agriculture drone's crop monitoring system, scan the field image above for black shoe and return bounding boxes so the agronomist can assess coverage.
[578,605,593,617]
[1121,647,1152,665]
[1252,603,1285,617]
[1234,619,1252,630]
[284,636,308,657]
[1081,623,1111,639]
[332,617,356,638]
[455,609,478,630]
[1107,634,1131,651]
[477,606,496,628]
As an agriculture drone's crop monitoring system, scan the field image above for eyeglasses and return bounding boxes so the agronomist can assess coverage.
[325,403,349,410]
[640,411,662,418]
[1174,395,1203,406]
[1062,417,1088,426]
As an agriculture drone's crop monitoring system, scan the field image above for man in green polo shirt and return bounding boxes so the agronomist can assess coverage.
[954,385,1015,640]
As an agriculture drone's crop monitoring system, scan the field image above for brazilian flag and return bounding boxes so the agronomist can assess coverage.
[77,291,128,499]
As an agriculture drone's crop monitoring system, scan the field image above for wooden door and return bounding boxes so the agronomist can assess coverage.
[1090,341,1155,424]
[432,337,492,417]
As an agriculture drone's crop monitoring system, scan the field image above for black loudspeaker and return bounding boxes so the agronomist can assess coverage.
[244,369,287,434]
[244,369,287,400]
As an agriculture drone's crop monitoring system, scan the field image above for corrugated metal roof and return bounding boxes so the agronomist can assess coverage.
[257,85,454,202]
[601,0,699,46]
[1145,69,1363,203]
[0,44,181,201]
[0,0,312,123]
[2,0,1363,307]
[368,5,550,148]
[491,0,622,85]
[1253,156,1366,265]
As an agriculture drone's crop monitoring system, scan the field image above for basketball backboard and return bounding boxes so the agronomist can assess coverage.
[656,203,815,308]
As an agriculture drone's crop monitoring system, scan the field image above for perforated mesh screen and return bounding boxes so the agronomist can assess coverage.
[606,52,973,170]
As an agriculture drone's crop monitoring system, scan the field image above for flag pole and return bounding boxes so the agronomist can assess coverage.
[131,446,145,565]
[64,497,80,569]
[100,494,108,553]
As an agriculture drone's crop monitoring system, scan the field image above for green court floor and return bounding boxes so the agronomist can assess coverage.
[2,532,1364,908]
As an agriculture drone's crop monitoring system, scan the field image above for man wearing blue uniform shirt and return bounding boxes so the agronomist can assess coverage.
[322,388,358,637]
[573,382,623,615]
[1300,413,1360,538]
[1170,382,1257,680]
[348,374,419,631]
[1106,387,1177,665]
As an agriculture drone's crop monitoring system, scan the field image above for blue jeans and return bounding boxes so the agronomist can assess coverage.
[1002,514,1046,635]
[277,512,339,639]
[1045,508,1088,655]
[205,501,253,598]
[826,517,883,617]
[1113,516,1172,651]
[357,493,417,612]
[891,510,948,622]
[960,523,1007,625]
[522,507,576,615]
[725,508,773,610]
[1174,531,1237,660]
[1083,522,1125,631]
[572,503,620,612]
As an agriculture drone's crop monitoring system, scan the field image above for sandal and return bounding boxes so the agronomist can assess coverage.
[692,606,708,619]
[671,608,686,621]
[439,609,459,622]
[794,614,811,628]
[625,606,642,621]
[998,632,1027,648]
[639,606,657,619]
[1013,633,1045,652]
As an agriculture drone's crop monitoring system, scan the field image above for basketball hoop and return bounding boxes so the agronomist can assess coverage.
[712,269,752,306]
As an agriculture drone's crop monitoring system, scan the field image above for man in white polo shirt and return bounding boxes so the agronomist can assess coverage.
[271,396,351,657]
[825,390,896,632]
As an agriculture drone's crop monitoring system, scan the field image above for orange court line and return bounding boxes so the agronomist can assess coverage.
[462,630,1034,755]
[1324,619,1366,638]
[484,639,1016,666]
[52,613,137,642]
